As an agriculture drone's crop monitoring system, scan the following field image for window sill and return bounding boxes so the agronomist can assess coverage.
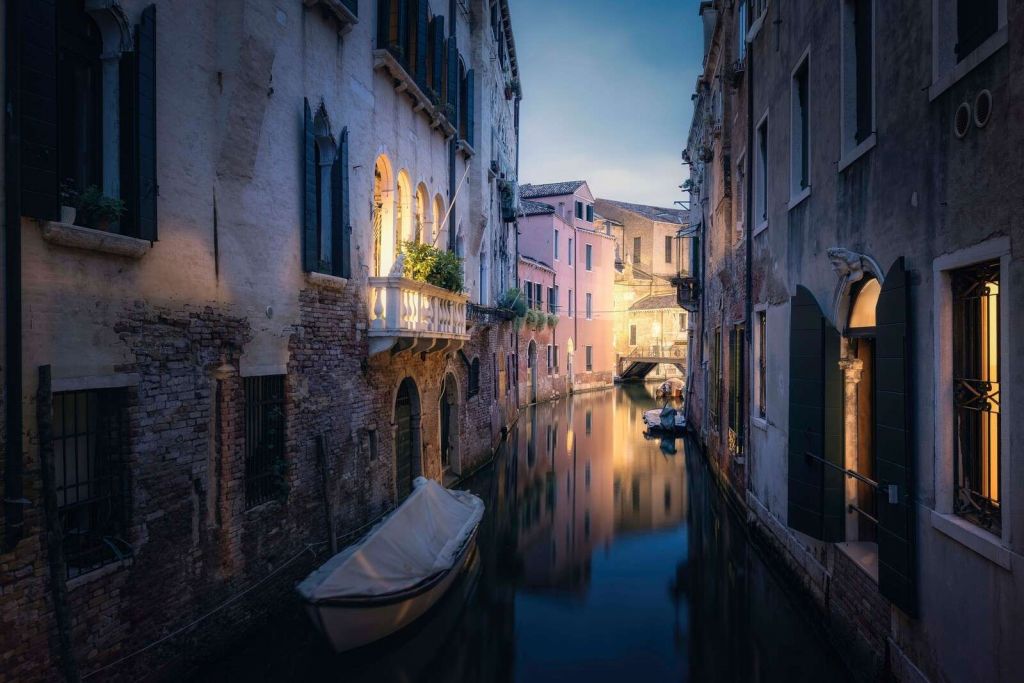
[746,12,767,44]
[752,415,768,431]
[41,221,151,259]
[65,557,134,591]
[753,219,768,236]
[928,25,1009,102]
[836,541,879,583]
[931,510,1012,571]
[787,185,811,210]
[837,133,877,173]
[305,271,349,291]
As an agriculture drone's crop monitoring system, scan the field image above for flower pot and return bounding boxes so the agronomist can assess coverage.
[61,205,76,225]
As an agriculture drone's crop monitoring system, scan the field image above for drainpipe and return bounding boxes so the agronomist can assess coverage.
[447,0,457,253]
[744,39,755,494]
[4,0,25,551]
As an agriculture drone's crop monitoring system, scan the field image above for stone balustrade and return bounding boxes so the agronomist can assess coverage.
[367,276,470,356]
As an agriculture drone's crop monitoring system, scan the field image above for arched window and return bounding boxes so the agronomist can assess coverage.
[396,170,412,249]
[58,1,103,196]
[303,101,350,277]
[847,277,881,333]
[373,155,395,276]
[415,184,428,243]
[433,194,447,248]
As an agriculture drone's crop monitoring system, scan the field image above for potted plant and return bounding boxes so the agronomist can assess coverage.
[401,241,464,293]
[77,185,126,232]
[60,179,79,224]
[546,313,558,329]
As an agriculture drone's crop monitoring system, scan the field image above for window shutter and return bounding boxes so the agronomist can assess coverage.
[302,98,318,273]
[397,0,410,68]
[430,17,444,97]
[465,69,475,147]
[377,0,391,49]
[331,127,351,279]
[787,285,844,542]
[136,5,158,241]
[447,36,458,115]
[18,0,60,221]
[875,258,916,615]
[414,0,429,87]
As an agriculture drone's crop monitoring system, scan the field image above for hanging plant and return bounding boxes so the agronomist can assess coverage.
[546,313,558,329]
[498,287,527,321]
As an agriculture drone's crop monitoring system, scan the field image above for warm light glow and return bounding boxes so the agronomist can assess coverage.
[848,277,880,329]
[983,281,999,502]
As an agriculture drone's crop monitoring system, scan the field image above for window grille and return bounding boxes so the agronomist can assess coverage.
[952,260,1001,533]
[53,388,130,578]
[758,311,767,418]
[245,375,287,508]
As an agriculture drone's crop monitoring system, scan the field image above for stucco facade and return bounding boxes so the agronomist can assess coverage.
[517,181,617,395]
[684,1,1024,681]
[0,0,522,679]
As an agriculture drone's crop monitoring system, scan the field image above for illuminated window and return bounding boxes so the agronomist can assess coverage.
[847,277,881,331]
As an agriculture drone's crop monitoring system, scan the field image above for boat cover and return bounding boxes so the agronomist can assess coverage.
[297,477,484,602]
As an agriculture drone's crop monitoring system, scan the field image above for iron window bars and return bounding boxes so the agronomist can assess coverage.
[244,375,288,509]
[951,259,1001,534]
[53,388,131,578]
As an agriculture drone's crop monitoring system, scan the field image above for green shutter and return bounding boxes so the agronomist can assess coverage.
[18,0,59,221]
[302,99,318,273]
[332,127,351,279]
[875,258,917,615]
[430,17,444,96]
[414,0,429,87]
[136,5,158,241]
[465,69,475,147]
[787,286,844,541]
[446,37,458,114]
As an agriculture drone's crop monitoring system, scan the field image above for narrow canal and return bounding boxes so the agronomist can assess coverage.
[196,385,849,682]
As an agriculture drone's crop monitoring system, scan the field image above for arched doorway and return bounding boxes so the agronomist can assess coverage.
[527,340,538,403]
[394,378,422,500]
[440,373,460,476]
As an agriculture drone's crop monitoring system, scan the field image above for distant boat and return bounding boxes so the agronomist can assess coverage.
[656,377,685,399]
[643,405,686,434]
[296,477,484,653]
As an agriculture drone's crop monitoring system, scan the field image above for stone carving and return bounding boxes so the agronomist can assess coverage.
[389,252,406,278]
[827,247,868,284]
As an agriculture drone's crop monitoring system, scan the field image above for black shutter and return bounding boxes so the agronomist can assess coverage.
[465,69,475,147]
[377,0,391,49]
[414,0,429,88]
[430,17,444,97]
[119,45,138,236]
[875,258,916,615]
[446,37,458,114]
[331,128,351,279]
[787,286,844,542]
[397,0,410,67]
[302,99,318,273]
[136,5,158,241]
[19,0,60,221]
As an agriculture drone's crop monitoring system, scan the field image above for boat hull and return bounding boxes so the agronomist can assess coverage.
[305,527,479,653]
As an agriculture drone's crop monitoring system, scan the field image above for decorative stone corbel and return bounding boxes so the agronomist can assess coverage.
[827,247,885,329]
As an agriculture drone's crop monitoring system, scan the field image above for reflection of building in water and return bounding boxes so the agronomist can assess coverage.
[511,387,685,593]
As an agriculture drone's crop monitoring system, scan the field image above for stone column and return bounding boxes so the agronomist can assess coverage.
[839,356,863,541]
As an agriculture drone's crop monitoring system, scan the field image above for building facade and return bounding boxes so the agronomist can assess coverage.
[517,181,617,396]
[595,199,690,383]
[0,0,521,679]
[684,1,1023,681]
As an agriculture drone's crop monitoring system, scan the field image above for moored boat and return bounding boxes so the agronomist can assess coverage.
[643,405,686,433]
[296,477,484,653]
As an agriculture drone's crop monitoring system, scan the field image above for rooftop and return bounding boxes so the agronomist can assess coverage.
[629,293,681,311]
[519,199,556,217]
[594,198,689,225]
[520,181,587,199]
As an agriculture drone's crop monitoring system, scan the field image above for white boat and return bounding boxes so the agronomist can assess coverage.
[643,405,686,433]
[296,477,484,653]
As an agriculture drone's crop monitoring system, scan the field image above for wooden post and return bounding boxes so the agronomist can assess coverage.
[37,365,81,682]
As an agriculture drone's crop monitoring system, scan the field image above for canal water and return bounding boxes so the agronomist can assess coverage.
[196,384,849,682]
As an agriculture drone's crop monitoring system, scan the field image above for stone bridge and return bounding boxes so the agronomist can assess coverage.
[616,345,688,381]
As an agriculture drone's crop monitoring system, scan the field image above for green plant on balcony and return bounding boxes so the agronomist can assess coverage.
[546,313,558,329]
[401,241,464,293]
[498,287,527,328]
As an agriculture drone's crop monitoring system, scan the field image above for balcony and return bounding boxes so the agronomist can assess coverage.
[673,275,700,312]
[367,277,470,356]
[373,49,457,139]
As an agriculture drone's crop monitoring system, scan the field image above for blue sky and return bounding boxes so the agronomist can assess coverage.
[511,0,704,208]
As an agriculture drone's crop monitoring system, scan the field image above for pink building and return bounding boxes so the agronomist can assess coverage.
[517,181,616,398]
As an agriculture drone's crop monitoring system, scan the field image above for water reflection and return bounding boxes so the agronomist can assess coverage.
[196,386,847,682]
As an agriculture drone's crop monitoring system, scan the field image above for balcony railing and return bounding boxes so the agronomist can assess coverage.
[368,276,470,356]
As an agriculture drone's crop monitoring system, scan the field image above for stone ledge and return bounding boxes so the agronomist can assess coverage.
[305,271,349,291]
[41,221,151,259]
